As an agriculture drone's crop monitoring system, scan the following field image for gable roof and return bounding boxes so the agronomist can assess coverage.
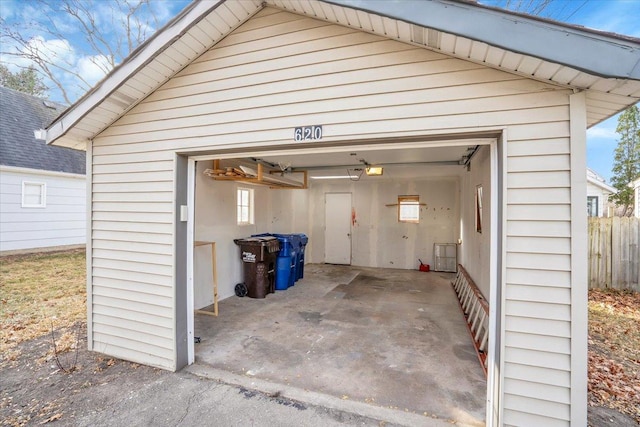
[586,168,616,194]
[0,86,85,174]
[47,0,640,150]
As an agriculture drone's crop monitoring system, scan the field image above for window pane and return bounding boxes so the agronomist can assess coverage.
[22,182,45,207]
[237,188,254,224]
[587,196,598,217]
[398,196,420,222]
[400,203,419,221]
[475,185,483,233]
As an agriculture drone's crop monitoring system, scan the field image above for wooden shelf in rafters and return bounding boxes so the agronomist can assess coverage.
[204,161,307,189]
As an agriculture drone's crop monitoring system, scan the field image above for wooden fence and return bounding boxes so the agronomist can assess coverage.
[588,217,639,291]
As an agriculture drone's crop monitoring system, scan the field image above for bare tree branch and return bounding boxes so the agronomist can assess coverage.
[0,0,161,103]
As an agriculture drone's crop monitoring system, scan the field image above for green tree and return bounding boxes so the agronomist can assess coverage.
[609,105,640,216]
[0,64,47,97]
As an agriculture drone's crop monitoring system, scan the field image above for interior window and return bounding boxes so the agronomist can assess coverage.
[475,185,483,233]
[398,195,420,223]
[237,187,254,225]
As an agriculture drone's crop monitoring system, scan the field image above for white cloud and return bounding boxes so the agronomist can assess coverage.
[27,36,77,66]
[587,127,617,139]
[1,0,189,103]
[77,54,113,86]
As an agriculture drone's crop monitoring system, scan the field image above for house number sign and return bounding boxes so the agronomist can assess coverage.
[294,125,323,142]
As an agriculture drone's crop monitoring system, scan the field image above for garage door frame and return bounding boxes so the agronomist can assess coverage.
[177,132,504,424]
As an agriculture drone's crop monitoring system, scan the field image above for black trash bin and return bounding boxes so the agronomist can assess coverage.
[233,236,279,298]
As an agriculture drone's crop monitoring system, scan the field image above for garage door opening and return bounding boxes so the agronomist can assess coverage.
[182,138,498,424]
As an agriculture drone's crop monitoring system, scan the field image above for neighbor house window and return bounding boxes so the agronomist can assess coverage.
[475,185,483,233]
[237,187,254,225]
[22,182,46,208]
[587,196,598,217]
[398,195,420,223]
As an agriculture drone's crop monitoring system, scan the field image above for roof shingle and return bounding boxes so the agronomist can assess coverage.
[0,86,85,174]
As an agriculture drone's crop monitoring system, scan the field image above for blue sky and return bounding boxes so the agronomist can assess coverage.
[1,0,638,182]
[480,0,640,183]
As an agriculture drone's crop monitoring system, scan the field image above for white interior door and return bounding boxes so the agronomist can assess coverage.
[325,193,352,265]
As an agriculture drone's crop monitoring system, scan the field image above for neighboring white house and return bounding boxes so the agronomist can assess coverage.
[586,168,616,217]
[0,87,86,252]
[44,1,640,426]
[631,177,640,218]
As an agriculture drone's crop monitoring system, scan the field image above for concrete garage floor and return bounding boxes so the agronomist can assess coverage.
[194,264,486,425]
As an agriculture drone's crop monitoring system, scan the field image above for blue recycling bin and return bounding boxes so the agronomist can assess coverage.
[286,234,301,284]
[273,234,297,288]
[254,233,296,290]
[275,256,292,290]
[293,233,308,279]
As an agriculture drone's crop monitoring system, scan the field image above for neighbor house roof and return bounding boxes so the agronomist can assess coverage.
[587,168,616,194]
[0,86,85,174]
[46,0,640,150]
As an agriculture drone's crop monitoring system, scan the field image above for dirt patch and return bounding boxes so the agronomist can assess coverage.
[0,323,168,426]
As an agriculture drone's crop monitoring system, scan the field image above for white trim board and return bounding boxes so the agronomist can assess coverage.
[0,165,85,180]
[569,91,588,425]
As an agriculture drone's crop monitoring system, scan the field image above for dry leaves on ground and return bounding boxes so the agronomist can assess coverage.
[588,289,640,424]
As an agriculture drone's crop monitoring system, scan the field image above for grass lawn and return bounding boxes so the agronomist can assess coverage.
[1,249,638,423]
[0,249,86,364]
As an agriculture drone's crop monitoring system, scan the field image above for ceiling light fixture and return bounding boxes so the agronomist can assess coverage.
[358,158,383,176]
[310,175,359,180]
[365,166,383,176]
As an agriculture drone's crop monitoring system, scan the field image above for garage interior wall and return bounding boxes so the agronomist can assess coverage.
[459,145,492,298]
[194,160,288,302]
[305,168,461,269]
[194,160,464,305]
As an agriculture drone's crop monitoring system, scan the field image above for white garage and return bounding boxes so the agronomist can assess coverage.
[46,1,640,425]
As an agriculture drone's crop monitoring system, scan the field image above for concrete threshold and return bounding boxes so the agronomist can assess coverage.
[185,362,485,427]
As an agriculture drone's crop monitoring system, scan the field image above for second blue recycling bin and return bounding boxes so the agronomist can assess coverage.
[293,233,308,279]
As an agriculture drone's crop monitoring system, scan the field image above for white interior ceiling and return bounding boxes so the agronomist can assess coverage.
[225,143,476,180]
[257,145,472,169]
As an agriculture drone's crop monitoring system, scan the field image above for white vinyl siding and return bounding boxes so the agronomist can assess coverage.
[0,168,86,251]
[504,112,573,424]
[90,9,576,423]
